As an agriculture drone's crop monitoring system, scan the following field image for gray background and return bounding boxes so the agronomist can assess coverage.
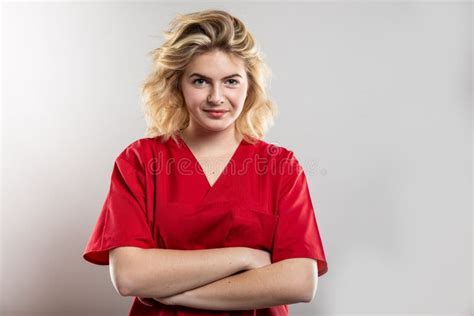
[1,1,472,315]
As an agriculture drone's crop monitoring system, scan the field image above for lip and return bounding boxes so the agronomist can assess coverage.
[204,109,229,118]
[203,109,229,113]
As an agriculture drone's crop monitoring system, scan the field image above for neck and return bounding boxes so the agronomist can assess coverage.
[179,123,242,154]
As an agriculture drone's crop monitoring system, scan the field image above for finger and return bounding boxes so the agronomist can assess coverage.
[137,296,154,307]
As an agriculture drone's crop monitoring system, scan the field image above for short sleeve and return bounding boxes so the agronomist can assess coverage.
[272,151,328,277]
[82,150,156,265]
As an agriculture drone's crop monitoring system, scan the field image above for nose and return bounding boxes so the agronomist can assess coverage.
[207,86,225,105]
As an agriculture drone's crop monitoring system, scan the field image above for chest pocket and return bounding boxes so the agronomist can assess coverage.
[157,200,233,250]
[224,208,279,252]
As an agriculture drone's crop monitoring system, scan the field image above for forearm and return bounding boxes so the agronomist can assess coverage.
[124,247,249,298]
[169,258,311,310]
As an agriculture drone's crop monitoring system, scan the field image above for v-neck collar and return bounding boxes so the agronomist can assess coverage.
[176,132,245,190]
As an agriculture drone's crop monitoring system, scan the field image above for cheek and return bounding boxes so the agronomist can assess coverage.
[182,88,205,106]
[233,88,248,105]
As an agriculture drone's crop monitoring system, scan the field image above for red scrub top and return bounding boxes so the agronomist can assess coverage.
[83,134,328,315]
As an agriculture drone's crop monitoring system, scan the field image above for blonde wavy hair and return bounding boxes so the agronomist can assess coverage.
[140,9,277,145]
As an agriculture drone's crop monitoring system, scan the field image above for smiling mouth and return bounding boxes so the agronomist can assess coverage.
[204,109,229,118]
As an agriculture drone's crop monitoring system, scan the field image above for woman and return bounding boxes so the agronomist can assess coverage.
[83,9,328,315]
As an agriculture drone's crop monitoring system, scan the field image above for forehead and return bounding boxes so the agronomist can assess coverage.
[184,50,246,75]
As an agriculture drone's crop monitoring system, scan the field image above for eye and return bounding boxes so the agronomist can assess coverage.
[227,79,239,86]
[193,78,207,86]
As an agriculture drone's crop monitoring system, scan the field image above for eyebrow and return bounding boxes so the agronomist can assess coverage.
[188,73,242,80]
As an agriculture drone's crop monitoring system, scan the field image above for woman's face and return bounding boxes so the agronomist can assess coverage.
[180,49,249,135]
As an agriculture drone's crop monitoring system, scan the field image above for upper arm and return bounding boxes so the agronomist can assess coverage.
[271,151,328,278]
[82,149,158,295]
[83,150,157,266]
[109,246,144,296]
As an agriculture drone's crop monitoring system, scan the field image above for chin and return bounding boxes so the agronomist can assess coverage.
[204,124,232,132]
[198,120,234,132]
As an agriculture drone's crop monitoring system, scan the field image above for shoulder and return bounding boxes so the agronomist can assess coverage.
[255,139,300,165]
[120,135,165,154]
[115,135,169,170]
[253,139,303,177]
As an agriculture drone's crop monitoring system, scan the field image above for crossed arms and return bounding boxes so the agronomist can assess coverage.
[109,246,318,311]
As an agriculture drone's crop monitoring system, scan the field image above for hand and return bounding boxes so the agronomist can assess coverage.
[153,296,175,305]
[152,291,187,306]
[246,248,272,270]
[137,297,154,307]
[137,294,180,306]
